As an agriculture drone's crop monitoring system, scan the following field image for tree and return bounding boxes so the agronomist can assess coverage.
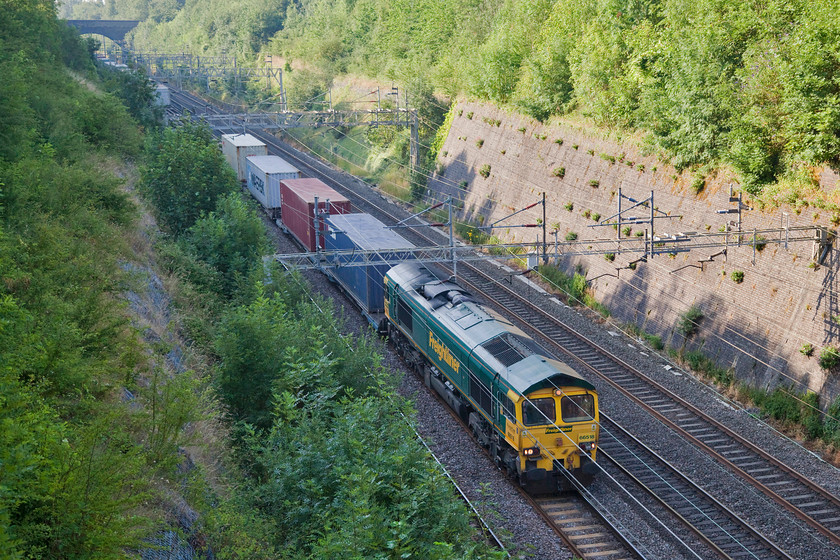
[141,120,237,235]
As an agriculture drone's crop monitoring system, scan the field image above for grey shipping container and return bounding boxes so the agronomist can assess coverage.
[246,155,301,218]
[221,133,267,182]
[325,213,414,315]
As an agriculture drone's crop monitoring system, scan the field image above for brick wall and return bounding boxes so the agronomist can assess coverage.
[428,101,840,405]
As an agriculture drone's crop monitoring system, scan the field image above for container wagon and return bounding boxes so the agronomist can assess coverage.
[245,155,301,219]
[324,213,415,324]
[221,133,267,182]
[280,178,351,251]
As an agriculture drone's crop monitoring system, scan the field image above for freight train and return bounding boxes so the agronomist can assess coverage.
[222,139,600,493]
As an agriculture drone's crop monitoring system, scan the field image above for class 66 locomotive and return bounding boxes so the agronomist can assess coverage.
[383,262,599,494]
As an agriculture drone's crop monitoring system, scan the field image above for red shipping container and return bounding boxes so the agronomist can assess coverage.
[280,178,352,251]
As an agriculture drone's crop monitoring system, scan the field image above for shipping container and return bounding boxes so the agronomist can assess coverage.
[154,84,170,106]
[221,133,267,182]
[325,213,415,314]
[280,178,351,251]
[245,155,301,218]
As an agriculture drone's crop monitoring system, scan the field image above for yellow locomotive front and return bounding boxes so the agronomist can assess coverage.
[504,386,599,492]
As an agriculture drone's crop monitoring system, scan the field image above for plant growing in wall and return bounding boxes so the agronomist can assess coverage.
[622,226,632,237]
[589,179,600,187]
[801,343,815,357]
[678,305,704,338]
[517,126,526,133]
[476,139,484,148]
[564,202,574,211]
[459,180,468,189]
[604,253,615,262]
[691,175,705,194]
[466,111,474,119]
[554,138,563,146]
[479,164,491,178]
[819,347,840,370]
[592,213,600,222]
[553,167,566,178]
[565,232,578,241]
[583,209,591,218]
[731,270,745,283]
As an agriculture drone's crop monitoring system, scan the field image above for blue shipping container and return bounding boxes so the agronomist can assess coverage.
[325,213,415,314]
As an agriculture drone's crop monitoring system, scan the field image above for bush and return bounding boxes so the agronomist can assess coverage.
[801,343,814,357]
[678,305,704,338]
[565,232,578,241]
[819,347,840,370]
[552,167,566,178]
[141,120,237,235]
[731,270,745,283]
[763,386,802,424]
[478,164,491,178]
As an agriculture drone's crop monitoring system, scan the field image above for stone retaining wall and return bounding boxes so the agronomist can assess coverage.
[428,101,840,405]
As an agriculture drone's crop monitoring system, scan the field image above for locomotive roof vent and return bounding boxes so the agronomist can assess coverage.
[421,281,475,309]
[481,333,550,368]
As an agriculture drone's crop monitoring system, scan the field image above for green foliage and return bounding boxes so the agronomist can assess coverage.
[678,305,704,338]
[682,350,732,385]
[141,121,238,235]
[800,343,814,357]
[589,179,600,187]
[537,264,586,305]
[478,163,491,178]
[762,386,802,424]
[691,175,706,195]
[819,347,840,370]
[621,226,631,236]
[731,270,744,283]
[476,138,484,148]
[564,201,574,211]
[565,231,578,241]
[552,166,566,178]
[184,193,269,297]
[604,252,615,262]
[96,64,163,132]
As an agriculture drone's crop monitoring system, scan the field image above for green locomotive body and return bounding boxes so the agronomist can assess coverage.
[384,262,599,493]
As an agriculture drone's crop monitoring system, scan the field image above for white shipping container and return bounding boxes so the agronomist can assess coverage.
[246,155,301,217]
[221,133,267,182]
[154,84,170,106]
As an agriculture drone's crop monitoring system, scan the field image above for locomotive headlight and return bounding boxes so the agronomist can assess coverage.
[523,446,541,457]
[553,389,563,396]
[580,442,596,452]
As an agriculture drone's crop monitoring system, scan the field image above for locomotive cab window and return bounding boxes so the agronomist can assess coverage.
[560,394,596,423]
[522,398,555,426]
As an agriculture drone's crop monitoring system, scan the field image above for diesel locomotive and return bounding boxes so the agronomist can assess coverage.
[383,262,599,493]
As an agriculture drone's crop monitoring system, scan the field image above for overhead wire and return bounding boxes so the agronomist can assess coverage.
[256,88,840,442]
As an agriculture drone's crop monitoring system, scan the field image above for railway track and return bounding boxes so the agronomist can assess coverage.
[165,86,839,559]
